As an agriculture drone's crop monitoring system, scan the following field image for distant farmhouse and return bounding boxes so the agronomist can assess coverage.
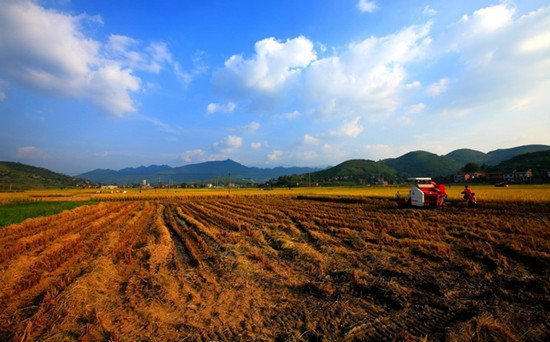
[454,169,534,184]
[100,185,118,190]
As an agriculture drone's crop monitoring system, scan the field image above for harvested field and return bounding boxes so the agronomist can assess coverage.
[0,196,549,340]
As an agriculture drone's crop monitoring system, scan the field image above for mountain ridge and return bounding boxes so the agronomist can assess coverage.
[3,144,547,188]
[79,159,321,185]
[270,144,550,186]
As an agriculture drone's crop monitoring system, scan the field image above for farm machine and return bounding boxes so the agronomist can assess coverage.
[397,178,478,208]
[397,177,448,208]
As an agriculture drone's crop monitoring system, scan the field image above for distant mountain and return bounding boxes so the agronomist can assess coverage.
[445,149,488,166]
[271,159,397,186]
[485,145,550,165]
[79,159,319,185]
[0,161,88,190]
[382,151,462,178]
[490,150,550,176]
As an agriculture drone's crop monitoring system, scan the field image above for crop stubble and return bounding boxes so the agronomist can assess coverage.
[0,196,548,340]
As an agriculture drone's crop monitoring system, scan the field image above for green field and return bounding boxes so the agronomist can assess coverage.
[0,200,97,227]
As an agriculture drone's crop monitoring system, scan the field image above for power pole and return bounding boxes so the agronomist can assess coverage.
[228,172,231,195]
[308,172,311,187]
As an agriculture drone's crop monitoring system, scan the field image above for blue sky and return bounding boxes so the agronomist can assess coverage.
[1,0,549,174]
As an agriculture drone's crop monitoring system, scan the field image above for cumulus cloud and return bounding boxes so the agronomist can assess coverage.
[303,134,320,145]
[423,5,437,17]
[407,103,426,114]
[224,135,243,149]
[244,121,261,132]
[338,117,364,138]
[357,0,377,13]
[0,0,185,115]
[106,36,190,83]
[267,150,283,161]
[444,4,550,118]
[214,23,431,123]
[459,3,515,35]
[304,23,432,118]
[181,149,205,163]
[218,36,316,93]
[278,110,301,120]
[426,78,449,97]
[518,31,550,54]
[204,3,550,165]
[206,102,236,114]
[250,142,262,149]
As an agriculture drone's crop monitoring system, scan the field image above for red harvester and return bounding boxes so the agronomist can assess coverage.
[398,177,447,208]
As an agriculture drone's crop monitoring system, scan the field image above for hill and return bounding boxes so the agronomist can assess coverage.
[445,149,488,166]
[79,159,319,185]
[382,151,462,178]
[491,150,550,177]
[0,161,87,190]
[443,145,550,168]
[269,144,550,186]
[270,159,397,186]
[485,145,550,165]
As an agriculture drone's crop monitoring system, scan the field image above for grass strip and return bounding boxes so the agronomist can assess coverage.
[0,200,98,227]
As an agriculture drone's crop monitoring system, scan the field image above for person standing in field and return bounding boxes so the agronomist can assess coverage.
[461,185,477,206]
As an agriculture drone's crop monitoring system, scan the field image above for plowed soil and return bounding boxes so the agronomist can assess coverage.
[1,196,548,341]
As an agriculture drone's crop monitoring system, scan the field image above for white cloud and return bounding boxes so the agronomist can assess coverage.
[278,110,301,120]
[224,135,243,149]
[423,5,437,17]
[250,142,262,150]
[244,121,261,132]
[440,107,472,118]
[206,101,236,114]
[405,80,422,89]
[16,146,47,159]
[519,31,550,53]
[338,117,364,137]
[206,4,550,163]
[219,36,316,93]
[399,115,413,126]
[357,0,377,13]
[460,3,515,35]
[267,150,283,161]
[509,96,535,112]
[438,5,550,133]
[303,23,431,118]
[0,1,186,116]
[214,23,431,124]
[181,149,205,163]
[407,102,426,114]
[140,115,184,136]
[106,36,189,82]
[303,134,320,145]
[426,78,449,97]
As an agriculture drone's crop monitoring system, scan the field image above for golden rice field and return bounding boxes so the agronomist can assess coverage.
[0,185,549,340]
[1,184,550,204]
[0,195,548,340]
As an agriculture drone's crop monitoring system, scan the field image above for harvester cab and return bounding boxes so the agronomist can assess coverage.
[400,177,447,208]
